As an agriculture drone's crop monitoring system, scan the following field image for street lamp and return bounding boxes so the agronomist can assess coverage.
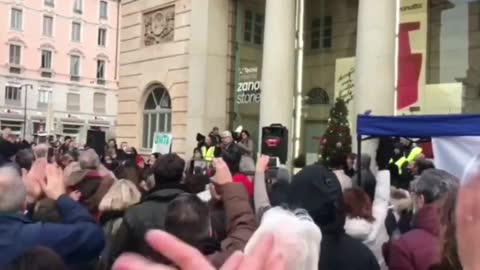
[20,84,33,140]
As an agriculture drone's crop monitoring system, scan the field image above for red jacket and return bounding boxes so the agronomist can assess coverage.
[232,173,253,197]
[388,204,441,270]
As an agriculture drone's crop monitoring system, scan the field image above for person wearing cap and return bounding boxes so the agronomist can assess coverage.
[288,164,380,270]
[386,169,459,270]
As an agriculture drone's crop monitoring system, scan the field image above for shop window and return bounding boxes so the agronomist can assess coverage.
[142,86,172,148]
[244,10,264,45]
[62,124,81,135]
[0,120,23,135]
[311,16,332,50]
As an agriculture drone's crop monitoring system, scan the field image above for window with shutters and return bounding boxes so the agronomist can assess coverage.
[73,0,82,14]
[44,0,54,7]
[70,55,80,81]
[5,86,21,105]
[43,15,53,37]
[11,8,22,31]
[98,28,107,46]
[67,93,80,111]
[9,44,21,65]
[72,22,81,42]
[41,50,52,69]
[93,93,106,113]
[96,60,106,84]
[38,90,51,109]
[100,1,108,19]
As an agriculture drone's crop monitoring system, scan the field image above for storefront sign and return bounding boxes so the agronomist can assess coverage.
[151,132,172,154]
[236,67,261,104]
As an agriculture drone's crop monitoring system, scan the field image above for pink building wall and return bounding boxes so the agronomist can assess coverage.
[0,0,120,87]
[0,0,120,141]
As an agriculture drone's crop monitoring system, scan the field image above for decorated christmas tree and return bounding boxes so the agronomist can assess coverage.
[321,97,352,167]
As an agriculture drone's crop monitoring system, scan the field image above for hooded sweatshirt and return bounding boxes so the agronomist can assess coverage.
[345,170,390,269]
[288,165,380,270]
[353,154,377,201]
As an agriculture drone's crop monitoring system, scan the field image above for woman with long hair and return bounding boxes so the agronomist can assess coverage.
[343,170,390,269]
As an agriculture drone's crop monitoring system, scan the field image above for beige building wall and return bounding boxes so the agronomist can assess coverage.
[118,0,235,155]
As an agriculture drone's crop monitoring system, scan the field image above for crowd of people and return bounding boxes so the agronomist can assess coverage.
[0,126,479,270]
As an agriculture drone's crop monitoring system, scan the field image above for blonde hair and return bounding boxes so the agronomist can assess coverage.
[98,179,141,212]
[244,207,322,270]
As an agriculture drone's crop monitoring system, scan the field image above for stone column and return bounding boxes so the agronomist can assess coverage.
[354,0,397,169]
[186,0,230,151]
[259,0,296,160]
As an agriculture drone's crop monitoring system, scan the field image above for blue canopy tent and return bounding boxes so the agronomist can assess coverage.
[356,114,480,182]
[357,114,480,138]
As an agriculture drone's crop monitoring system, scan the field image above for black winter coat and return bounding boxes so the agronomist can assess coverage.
[109,184,186,262]
[320,234,380,270]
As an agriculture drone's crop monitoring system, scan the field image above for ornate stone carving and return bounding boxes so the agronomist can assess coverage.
[143,6,175,46]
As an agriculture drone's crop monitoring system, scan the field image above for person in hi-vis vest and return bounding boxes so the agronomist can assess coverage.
[201,135,218,163]
[389,139,423,190]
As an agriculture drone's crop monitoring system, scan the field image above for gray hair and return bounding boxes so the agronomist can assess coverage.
[33,144,49,159]
[0,165,27,212]
[415,169,459,204]
[245,207,321,270]
[79,149,100,170]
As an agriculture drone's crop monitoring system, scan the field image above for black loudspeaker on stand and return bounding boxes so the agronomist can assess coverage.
[87,129,106,158]
[261,124,288,164]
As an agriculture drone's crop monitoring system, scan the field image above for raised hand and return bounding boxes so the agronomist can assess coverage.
[22,158,48,203]
[212,158,233,186]
[37,164,66,200]
[112,230,285,270]
[256,155,270,173]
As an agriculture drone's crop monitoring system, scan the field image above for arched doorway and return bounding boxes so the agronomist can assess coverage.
[142,85,172,148]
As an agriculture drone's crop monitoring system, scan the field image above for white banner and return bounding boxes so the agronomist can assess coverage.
[432,136,480,179]
[151,132,173,154]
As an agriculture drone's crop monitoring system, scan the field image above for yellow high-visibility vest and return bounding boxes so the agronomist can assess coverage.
[201,146,215,162]
[390,146,423,174]
[406,146,423,163]
[394,157,408,175]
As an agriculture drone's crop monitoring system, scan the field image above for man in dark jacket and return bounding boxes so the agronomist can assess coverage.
[110,153,187,261]
[387,169,459,270]
[165,158,256,268]
[0,163,104,267]
[288,164,380,270]
[220,131,242,169]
